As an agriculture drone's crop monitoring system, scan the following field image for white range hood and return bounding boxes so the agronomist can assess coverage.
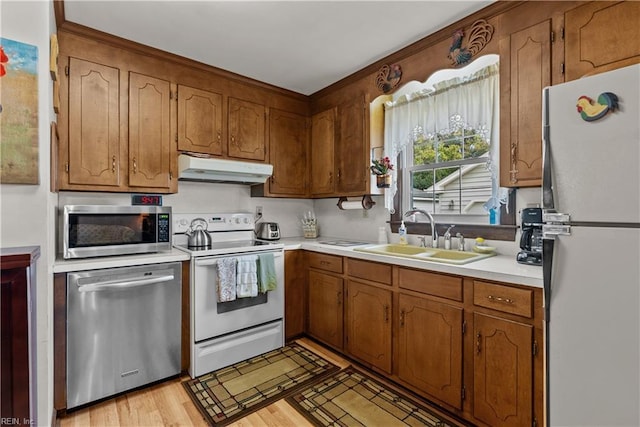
[178,154,273,184]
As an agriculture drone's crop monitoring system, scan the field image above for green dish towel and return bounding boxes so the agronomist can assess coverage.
[258,253,277,293]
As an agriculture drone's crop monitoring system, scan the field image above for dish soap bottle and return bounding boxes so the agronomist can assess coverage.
[398,220,407,245]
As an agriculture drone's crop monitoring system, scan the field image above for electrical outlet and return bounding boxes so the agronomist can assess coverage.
[256,206,263,217]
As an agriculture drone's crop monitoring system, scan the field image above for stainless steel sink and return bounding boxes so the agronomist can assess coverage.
[354,243,495,265]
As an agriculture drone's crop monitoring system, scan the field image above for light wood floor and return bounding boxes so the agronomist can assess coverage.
[58,338,351,427]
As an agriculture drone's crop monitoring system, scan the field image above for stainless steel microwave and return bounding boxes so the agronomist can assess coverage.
[61,205,172,259]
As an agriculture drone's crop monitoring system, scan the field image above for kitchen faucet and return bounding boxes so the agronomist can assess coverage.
[404,208,438,248]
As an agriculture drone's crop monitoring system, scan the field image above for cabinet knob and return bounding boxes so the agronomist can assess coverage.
[476,332,482,354]
[217,131,222,143]
[400,309,405,327]
[112,156,116,173]
[132,157,137,173]
[384,305,389,323]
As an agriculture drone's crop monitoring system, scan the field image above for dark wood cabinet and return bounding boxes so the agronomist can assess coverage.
[473,313,534,427]
[499,19,552,188]
[266,109,308,197]
[307,270,343,350]
[335,95,368,195]
[1,246,39,425]
[227,97,266,161]
[397,293,463,409]
[345,280,392,373]
[128,72,173,189]
[177,84,223,156]
[565,1,640,81]
[66,57,122,188]
[59,57,177,193]
[310,108,336,197]
[284,251,306,340]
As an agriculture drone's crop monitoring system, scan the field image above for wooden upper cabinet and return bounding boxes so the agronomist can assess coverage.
[500,20,551,188]
[177,85,223,156]
[336,95,368,195]
[227,97,266,161]
[565,1,640,81]
[67,57,121,188]
[310,108,336,197]
[268,108,308,196]
[128,72,173,189]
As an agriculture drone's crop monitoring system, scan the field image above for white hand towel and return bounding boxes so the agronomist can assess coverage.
[236,255,258,298]
[217,257,237,302]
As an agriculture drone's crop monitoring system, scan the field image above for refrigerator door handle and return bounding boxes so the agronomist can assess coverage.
[542,238,554,321]
[542,88,555,210]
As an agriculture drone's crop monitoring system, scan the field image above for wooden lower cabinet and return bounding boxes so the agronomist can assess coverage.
[284,251,305,340]
[307,270,343,350]
[397,293,463,410]
[473,312,534,427]
[304,252,543,426]
[345,280,392,373]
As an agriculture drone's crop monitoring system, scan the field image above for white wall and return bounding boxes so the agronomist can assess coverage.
[0,1,56,425]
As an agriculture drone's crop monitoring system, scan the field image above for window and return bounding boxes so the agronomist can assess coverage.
[382,55,514,237]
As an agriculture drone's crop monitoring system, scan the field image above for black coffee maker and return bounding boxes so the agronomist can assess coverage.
[517,207,543,265]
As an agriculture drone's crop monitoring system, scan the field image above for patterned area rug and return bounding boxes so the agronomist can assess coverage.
[183,342,340,426]
[286,367,468,427]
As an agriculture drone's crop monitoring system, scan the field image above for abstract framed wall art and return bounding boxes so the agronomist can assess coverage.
[0,37,39,184]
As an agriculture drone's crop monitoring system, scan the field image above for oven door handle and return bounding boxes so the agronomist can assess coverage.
[195,252,283,267]
[77,274,175,292]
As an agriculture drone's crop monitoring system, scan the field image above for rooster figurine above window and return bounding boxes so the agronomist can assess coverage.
[448,19,494,67]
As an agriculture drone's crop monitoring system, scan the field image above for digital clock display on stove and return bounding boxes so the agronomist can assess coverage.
[131,194,163,206]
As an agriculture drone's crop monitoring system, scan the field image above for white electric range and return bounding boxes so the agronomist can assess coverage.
[173,212,285,378]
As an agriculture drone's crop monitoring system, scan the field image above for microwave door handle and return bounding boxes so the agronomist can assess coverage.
[77,274,175,292]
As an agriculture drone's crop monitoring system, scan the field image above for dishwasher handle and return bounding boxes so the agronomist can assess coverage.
[77,274,175,292]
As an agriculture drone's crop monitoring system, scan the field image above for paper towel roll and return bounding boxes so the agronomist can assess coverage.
[339,201,364,210]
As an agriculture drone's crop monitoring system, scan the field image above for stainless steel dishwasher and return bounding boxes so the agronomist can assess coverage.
[66,262,181,409]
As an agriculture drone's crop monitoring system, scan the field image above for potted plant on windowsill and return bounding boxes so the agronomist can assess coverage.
[370,156,393,188]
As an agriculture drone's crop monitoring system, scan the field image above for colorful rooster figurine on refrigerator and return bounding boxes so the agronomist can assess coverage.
[576,92,619,122]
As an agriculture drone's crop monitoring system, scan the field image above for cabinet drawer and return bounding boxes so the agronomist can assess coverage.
[347,258,392,285]
[307,252,343,274]
[398,268,462,302]
[474,281,533,318]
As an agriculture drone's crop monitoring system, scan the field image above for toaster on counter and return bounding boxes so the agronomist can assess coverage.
[255,222,280,240]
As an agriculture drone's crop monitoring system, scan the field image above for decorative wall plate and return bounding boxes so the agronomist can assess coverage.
[375,63,402,93]
[448,19,494,66]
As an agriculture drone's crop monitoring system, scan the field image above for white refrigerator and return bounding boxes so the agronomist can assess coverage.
[542,63,640,426]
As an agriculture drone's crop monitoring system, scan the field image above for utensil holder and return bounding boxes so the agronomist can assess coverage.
[303,224,318,239]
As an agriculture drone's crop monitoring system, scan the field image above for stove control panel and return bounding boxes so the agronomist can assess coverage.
[173,212,255,234]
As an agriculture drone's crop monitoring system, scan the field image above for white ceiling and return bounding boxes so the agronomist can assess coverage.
[63,0,494,95]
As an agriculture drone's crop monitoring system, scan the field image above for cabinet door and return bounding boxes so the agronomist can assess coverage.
[345,280,392,373]
[67,58,121,187]
[397,293,463,409]
[228,97,266,161]
[284,251,305,340]
[500,20,551,188]
[128,72,172,189]
[310,108,336,196]
[335,96,367,194]
[565,1,640,81]
[268,109,308,196]
[474,313,533,427]
[177,85,223,156]
[307,270,343,350]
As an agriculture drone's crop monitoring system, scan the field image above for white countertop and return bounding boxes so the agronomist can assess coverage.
[279,237,543,288]
[52,248,191,273]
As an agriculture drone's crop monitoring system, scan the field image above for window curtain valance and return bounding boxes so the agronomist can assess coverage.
[382,63,500,213]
